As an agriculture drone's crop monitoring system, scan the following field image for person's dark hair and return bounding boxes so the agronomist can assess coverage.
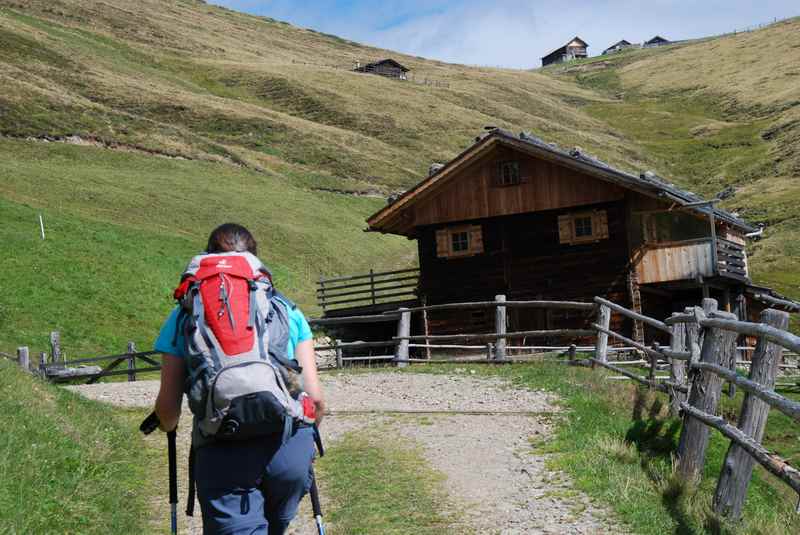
[206,223,257,255]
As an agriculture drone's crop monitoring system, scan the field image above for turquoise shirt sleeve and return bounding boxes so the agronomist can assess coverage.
[154,307,186,357]
[286,305,312,360]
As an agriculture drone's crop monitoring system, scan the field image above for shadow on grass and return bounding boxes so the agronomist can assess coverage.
[624,386,717,535]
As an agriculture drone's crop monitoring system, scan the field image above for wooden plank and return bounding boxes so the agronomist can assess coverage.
[594,296,671,334]
[677,301,738,481]
[66,350,160,366]
[320,290,417,307]
[309,313,400,326]
[315,341,395,350]
[316,275,419,293]
[588,358,687,394]
[395,329,595,342]
[318,281,418,300]
[391,299,596,314]
[681,402,800,495]
[319,268,419,284]
[714,309,790,519]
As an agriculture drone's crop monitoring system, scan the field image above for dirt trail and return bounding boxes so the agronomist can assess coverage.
[68,372,625,534]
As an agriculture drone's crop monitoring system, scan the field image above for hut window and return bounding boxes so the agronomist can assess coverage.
[574,216,593,238]
[436,225,484,258]
[451,231,469,252]
[496,161,520,186]
[558,211,609,245]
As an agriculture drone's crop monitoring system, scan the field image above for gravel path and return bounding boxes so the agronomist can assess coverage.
[68,371,625,534]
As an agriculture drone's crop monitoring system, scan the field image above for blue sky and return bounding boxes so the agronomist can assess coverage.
[209,1,799,68]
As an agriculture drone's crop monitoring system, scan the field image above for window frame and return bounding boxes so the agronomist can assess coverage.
[558,210,609,245]
[496,160,521,187]
[435,224,484,258]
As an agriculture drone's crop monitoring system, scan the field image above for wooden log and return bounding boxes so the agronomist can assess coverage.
[714,309,790,519]
[677,300,737,481]
[594,296,671,334]
[335,339,343,369]
[389,299,596,315]
[127,341,136,382]
[649,343,659,382]
[681,402,800,495]
[315,341,395,350]
[752,293,800,313]
[50,331,62,367]
[670,315,688,417]
[588,358,685,394]
[689,362,800,423]
[697,316,800,354]
[17,347,30,372]
[309,313,400,326]
[591,323,662,360]
[486,342,494,360]
[495,295,507,361]
[595,304,611,366]
[318,267,418,284]
[395,329,596,342]
[395,308,410,368]
[568,344,577,361]
[65,350,160,366]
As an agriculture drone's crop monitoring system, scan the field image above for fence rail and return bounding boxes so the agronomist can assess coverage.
[588,297,800,520]
[317,268,419,311]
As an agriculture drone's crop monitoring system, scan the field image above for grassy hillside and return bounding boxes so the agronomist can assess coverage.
[0,359,155,533]
[546,18,800,298]
[0,1,798,353]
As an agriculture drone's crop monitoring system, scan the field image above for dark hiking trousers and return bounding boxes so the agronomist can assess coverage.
[195,426,315,535]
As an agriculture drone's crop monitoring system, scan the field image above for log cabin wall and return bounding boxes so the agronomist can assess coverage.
[417,200,632,338]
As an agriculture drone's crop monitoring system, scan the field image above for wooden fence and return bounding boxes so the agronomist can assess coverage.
[589,296,800,520]
[317,267,419,311]
[13,333,161,384]
[309,294,598,366]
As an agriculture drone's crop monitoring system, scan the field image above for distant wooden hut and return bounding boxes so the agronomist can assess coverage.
[354,59,409,80]
[602,39,633,55]
[644,35,670,48]
[541,37,589,67]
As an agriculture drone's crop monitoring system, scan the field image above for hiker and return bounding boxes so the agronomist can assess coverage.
[153,223,325,535]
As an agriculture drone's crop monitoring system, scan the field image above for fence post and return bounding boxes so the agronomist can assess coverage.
[713,308,790,519]
[669,315,687,417]
[50,331,62,367]
[17,347,30,372]
[494,295,507,361]
[486,342,494,360]
[335,339,343,369]
[594,303,611,367]
[369,269,376,305]
[568,344,577,361]
[395,308,410,368]
[127,341,136,382]
[676,298,737,481]
[39,352,47,377]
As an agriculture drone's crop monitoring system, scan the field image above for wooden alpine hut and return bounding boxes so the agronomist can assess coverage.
[354,58,410,80]
[349,128,798,343]
[541,37,589,67]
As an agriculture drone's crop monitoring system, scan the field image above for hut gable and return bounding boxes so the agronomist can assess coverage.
[367,129,755,237]
[644,35,670,47]
[541,36,589,67]
[602,39,633,55]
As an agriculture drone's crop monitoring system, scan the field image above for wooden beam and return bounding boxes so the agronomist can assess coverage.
[594,296,671,334]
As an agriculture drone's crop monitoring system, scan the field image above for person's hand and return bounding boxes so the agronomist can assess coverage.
[314,398,326,427]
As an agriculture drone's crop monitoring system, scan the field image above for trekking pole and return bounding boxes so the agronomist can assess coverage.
[309,468,325,535]
[311,423,326,535]
[140,411,179,535]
